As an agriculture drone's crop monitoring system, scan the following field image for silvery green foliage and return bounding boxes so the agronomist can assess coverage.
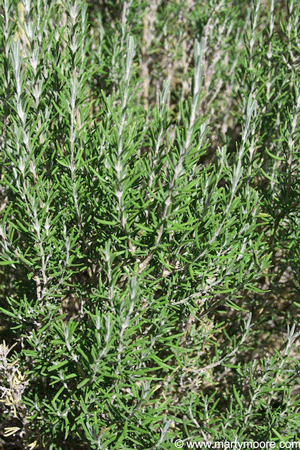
[0,0,300,448]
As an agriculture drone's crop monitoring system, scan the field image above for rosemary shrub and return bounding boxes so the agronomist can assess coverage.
[0,0,300,448]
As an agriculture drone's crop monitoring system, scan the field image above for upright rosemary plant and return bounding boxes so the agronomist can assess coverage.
[0,0,300,448]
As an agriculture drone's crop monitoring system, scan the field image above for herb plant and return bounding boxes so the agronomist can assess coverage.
[0,0,300,448]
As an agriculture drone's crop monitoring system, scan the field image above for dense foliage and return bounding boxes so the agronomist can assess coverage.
[0,0,300,448]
